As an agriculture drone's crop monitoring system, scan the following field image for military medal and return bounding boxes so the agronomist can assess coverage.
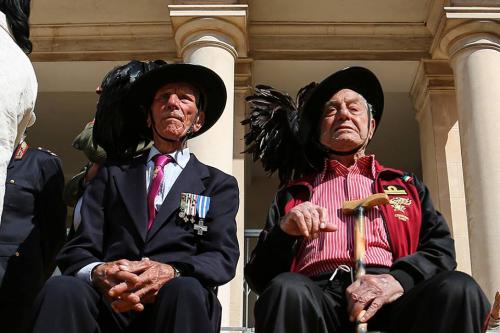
[188,194,198,223]
[194,195,211,235]
[178,193,188,221]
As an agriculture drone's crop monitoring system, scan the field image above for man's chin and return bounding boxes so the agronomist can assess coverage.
[324,140,361,153]
[155,129,185,142]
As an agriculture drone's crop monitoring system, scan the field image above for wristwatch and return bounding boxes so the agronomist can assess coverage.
[172,265,181,278]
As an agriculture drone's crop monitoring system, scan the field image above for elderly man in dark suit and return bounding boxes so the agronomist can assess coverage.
[31,63,239,333]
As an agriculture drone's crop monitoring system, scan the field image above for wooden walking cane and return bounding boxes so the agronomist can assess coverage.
[343,193,389,333]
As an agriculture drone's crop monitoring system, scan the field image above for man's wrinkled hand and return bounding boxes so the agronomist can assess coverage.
[280,201,337,239]
[109,261,176,313]
[346,274,404,323]
[91,259,153,303]
[492,291,500,320]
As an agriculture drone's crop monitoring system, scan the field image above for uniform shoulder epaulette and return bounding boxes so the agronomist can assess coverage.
[36,146,58,157]
[13,141,29,160]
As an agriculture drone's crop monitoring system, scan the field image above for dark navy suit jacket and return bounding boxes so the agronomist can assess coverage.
[57,152,239,288]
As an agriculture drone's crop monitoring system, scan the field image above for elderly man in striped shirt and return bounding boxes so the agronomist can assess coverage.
[245,67,490,333]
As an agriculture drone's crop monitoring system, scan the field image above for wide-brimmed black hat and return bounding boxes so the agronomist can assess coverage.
[300,66,384,140]
[132,63,227,138]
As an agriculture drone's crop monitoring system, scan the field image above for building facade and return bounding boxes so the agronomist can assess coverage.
[28,0,500,329]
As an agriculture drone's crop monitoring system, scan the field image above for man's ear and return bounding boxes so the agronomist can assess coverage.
[368,118,376,140]
[146,111,152,127]
[192,112,205,133]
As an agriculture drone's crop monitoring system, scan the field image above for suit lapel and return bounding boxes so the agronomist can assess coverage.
[113,155,149,241]
[146,155,207,242]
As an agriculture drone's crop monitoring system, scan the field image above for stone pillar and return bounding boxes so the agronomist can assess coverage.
[439,18,500,297]
[410,59,471,273]
[169,4,249,329]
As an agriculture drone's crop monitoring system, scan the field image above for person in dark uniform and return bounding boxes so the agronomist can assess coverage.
[0,135,66,333]
[30,62,239,333]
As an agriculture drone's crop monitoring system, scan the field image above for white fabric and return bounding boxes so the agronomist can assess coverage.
[0,11,38,224]
[76,262,103,283]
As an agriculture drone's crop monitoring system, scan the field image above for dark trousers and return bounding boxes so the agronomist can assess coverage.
[30,275,221,333]
[255,271,490,333]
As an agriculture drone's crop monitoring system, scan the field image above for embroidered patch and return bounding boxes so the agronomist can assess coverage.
[389,197,412,212]
[401,175,413,183]
[395,213,409,222]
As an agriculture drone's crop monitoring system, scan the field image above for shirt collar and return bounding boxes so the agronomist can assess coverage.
[147,146,191,168]
[324,154,377,179]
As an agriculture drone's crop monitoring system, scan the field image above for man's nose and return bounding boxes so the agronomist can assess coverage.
[166,94,180,109]
[335,103,351,119]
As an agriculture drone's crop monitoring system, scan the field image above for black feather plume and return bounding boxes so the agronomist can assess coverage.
[242,82,317,186]
[92,60,165,162]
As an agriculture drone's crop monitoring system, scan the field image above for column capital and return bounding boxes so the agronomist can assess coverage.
[434,7,500,58]
[168,4,248,59]
[410,59,455,118]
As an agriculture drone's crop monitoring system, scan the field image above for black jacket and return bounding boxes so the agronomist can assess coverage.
[57,152,240,288]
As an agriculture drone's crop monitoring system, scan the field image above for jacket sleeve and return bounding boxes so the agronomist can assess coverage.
[170,174,240,288]
[56,165,109,275]
[38,156,67,280]
[389,174,457,292]
[244,190,299,295]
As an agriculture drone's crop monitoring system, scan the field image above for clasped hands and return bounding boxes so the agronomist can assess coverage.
[91,258,176,313]
[280,202,404,322]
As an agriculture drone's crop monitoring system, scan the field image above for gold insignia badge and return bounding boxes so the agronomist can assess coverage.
[383,185,407,196]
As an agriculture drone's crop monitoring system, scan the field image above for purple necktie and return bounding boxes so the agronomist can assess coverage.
[147,154,172,230]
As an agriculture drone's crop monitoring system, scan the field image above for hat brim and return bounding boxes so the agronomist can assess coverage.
[301,66,384,138]
[132,63,227,138]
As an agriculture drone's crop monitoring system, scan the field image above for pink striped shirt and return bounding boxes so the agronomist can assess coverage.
[292,155,393,276]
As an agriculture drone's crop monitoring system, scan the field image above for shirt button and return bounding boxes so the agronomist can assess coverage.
[9,179,15,184]
[15,252,20,257]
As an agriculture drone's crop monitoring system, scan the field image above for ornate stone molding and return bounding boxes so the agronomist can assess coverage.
[30,22,177,61]
[432,6,500,58]
[249,22,431,60]
[235,58,252,93]
[410,59,455,119]
[168,4,248,58]
[29,19,433,62]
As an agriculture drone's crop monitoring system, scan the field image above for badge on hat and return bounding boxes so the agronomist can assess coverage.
[178,193,211,235]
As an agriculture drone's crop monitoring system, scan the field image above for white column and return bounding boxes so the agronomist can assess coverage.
[183,34,236,174]
[440,20,500,297]
[410,60,471,273]
[169,5,248,329]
